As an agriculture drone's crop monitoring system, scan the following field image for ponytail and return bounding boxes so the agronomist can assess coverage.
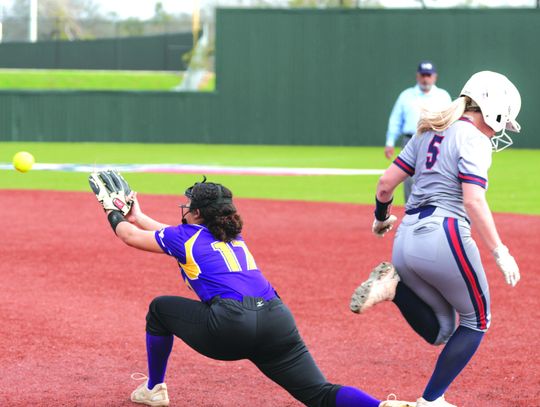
[187,181,243,242]
[205,210,243,243]
[417,96,475,135]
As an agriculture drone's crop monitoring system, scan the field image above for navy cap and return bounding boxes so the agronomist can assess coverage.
[417,60,436,75]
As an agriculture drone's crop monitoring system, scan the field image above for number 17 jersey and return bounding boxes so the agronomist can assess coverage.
[394,117,493,221]
[155,224,276,303]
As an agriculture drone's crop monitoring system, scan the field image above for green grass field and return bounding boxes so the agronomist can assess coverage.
[1,142,538,214]
[0,69,184,90]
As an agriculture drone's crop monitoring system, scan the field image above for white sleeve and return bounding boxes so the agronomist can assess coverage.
[393,134,418,176]
[386,90,407,147]
[458,134,492,189]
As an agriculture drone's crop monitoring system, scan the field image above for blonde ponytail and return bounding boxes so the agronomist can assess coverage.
[417,96,472,135]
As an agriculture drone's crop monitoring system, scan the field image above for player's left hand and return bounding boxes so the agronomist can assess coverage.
[89,170,133,216]
[372,215,397,238]
[493,245,520,287]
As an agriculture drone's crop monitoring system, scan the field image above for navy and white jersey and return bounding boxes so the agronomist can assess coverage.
[394,117,492,220]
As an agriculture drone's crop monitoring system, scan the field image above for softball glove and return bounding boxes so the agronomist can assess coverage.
[89,170,133,216]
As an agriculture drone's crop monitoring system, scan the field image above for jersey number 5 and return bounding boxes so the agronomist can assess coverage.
[426,135,444,169]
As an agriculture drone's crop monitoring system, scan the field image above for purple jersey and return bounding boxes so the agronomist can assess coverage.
[155,224,276,303]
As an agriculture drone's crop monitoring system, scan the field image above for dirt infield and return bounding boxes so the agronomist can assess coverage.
[1,190,538,407]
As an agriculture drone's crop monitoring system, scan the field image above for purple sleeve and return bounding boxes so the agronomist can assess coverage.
[155,226,187,263]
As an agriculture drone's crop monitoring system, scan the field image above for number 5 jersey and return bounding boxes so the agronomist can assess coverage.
[394,117,492,221]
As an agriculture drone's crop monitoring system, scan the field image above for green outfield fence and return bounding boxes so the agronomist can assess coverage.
[0,32,195,71]
[1,9,539,148]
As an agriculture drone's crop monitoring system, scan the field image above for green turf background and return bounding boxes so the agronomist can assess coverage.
[0,69,184,90]
[1,142,538,214]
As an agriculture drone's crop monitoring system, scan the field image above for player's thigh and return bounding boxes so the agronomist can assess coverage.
[146,295,249,360]
[394,219,456,337]
[146,295,209,333]
[206,298,259,359]
[436,220,491,331]
[251,301,339,407]
[404,217,490,331]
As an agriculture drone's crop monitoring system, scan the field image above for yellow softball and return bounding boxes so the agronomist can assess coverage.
[13,151,35,173]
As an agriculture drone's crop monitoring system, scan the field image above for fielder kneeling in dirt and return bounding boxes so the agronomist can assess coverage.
[89,172,414,407]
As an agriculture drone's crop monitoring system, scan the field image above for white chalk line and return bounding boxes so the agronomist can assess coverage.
[0,163,384,176]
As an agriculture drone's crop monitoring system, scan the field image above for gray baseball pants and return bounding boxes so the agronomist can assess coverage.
[392,207,491,345]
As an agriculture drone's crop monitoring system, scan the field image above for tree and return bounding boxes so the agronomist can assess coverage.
[153,2,174,23]
[117,17,146,37]
[3,0,105,40]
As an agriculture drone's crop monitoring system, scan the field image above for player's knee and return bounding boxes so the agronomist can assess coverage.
[432,332,451,346]
[432,319,456,346]
[459,312,490,333]
[458,320,490,333]
[145,296,170,336]
[300,383,340,407]
[422,330,440,345]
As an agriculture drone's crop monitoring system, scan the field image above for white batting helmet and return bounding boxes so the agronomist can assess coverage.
[460,71,521,152]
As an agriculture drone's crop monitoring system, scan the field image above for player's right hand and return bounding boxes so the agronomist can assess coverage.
[125,192,142,224]
[492,244,520,287]
[384,146,395,160]
[372,215,397,238]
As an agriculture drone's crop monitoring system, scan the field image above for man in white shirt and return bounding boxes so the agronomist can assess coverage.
[384,61,452,202]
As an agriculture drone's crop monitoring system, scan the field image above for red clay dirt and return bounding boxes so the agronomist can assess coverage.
[0,190,538,407]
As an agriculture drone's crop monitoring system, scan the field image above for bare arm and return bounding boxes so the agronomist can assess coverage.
[371,164,410,237]
[376,163,410,203]
[131,212,169,231]
[462,183,501,251]
[107,193,167,253]
[114,220,165,253]
[125,193,169,231]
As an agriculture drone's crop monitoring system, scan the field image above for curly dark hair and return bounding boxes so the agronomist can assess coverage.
[188,181,243,242]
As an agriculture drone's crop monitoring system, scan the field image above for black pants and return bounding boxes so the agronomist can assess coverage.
[146,295,341,407]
